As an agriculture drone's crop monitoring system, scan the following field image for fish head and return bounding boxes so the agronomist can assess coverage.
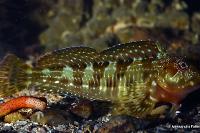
[155,57,200,104]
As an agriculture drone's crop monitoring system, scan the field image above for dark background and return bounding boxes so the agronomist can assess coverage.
[0,0,200,58]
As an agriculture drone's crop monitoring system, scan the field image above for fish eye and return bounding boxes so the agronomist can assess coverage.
[178,61,188,71]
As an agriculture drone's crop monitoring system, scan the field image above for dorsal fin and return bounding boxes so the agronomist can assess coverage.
[100,41,166,62]
[37,41,166,69]
[36,47,98,69]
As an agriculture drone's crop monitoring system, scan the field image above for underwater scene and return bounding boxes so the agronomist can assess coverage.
[0,0,200,132]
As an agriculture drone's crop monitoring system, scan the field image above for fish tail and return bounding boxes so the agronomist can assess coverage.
[0,54,31,97]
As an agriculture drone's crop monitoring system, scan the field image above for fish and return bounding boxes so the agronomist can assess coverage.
[0,40,200,118]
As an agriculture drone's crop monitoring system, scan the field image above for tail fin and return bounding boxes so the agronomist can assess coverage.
[0,54,30,97]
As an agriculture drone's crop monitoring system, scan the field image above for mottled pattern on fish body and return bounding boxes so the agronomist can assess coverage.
[1,41,200,118]
[27,41,166,117]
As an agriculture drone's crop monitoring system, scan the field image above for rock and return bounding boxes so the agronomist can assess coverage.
[156,11,189,30]
[31,126,47,133]
[70,100,92,119]
[30,109,71,126]
[30,111,46,124]
[4,112,25,123]
[97,115,149,133]
[39,0,84,51]
[1,123,14,132]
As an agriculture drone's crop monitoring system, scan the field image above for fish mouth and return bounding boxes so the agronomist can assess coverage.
[156,78,200,105]
[155,83,185,105]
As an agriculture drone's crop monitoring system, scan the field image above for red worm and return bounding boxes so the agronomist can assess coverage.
[0,96,47,117]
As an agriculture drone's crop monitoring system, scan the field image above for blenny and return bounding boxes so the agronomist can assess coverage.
[0,41,200,118]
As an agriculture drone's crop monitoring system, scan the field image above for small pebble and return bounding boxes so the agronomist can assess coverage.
[31,126,47,133]
[4,112,25,123]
